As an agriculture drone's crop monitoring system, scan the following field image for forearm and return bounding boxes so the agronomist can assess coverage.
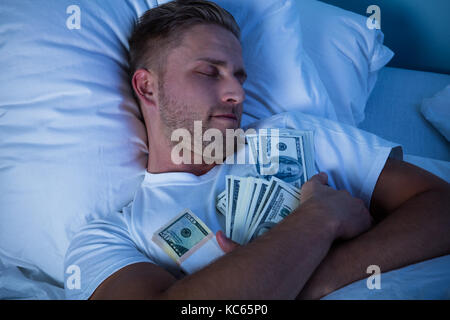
[159,204,337,300]
[299,186,450,299]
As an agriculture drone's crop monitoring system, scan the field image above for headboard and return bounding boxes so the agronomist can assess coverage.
[319,0,450,75]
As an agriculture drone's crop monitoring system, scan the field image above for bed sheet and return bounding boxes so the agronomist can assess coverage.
[322,254,450,300]
[0,258,64,300]
[359,67,450,161]
[322,144,450,298]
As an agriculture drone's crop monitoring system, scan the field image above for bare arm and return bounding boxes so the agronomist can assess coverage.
[297,158,450,299]
[90,174,371,300]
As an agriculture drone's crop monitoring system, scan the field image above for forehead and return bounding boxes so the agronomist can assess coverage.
[167,24,244,69]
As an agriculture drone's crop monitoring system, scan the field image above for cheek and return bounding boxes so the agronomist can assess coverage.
[187,75,220,101]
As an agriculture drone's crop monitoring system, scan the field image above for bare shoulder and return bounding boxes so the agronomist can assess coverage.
[370,157,449,219]
[89,262,177,300]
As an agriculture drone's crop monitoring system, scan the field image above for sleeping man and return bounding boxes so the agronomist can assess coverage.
[64,0,450,299]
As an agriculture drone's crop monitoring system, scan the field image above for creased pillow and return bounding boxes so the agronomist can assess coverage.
[298,0,394,126]
[0,0,154,285]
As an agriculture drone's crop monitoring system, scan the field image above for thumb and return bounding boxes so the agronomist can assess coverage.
[300,172,328,203]
[309,172,328,186]
[216,230,239,253]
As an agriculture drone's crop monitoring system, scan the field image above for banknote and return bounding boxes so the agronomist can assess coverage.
[246,177,301,243]
[216,176,301,245]
[246,129,315,189]
[152,209,214,265]
[216,190,227,216]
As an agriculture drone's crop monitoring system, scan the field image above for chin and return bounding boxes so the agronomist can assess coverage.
[209,117,240,131]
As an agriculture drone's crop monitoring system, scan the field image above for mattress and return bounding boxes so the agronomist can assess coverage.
[359,67,450,161]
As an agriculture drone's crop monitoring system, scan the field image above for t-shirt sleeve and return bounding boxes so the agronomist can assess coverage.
[288,112,403,209]
[248,111,403,209]
[64,210,154,300]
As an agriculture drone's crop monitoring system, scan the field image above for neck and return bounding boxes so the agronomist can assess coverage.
[147,136,217,177]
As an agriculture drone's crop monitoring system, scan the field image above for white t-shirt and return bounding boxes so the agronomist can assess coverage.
[64,111,402,299]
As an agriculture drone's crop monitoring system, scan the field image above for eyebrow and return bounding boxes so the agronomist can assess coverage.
[196,57,247,82]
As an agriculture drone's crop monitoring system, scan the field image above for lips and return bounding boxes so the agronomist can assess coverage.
[212,114,238,120]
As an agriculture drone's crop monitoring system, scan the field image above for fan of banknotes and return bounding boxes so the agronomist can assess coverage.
[216,129,315,245]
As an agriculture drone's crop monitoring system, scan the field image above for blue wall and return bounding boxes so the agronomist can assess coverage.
[319,0,450,74]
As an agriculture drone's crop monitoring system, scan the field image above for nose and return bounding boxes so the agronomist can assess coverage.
[220,77,245,106]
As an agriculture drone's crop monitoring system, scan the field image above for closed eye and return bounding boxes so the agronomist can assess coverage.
[198,71,219,78]
[196,65,219,78]
[195,57,247,84]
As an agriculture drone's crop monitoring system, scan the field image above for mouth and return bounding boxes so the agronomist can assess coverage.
[211,114,238,121]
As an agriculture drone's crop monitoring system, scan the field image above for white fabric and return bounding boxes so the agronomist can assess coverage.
[0,256,65,300]
[0,0,337,287]
[298,0,394,126]
[179,235,224,275]
[421,85,450,142]
[322,254,450,300]
[0,0,154,286]
[64,111,401,299]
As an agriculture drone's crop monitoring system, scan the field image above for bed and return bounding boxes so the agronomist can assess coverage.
[0,0,449,300]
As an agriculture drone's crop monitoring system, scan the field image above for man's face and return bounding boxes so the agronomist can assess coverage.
[156,24,246,144]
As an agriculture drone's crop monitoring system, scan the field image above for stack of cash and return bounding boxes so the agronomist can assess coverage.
[216,129,315,244]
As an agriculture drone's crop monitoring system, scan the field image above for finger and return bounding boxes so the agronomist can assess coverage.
[316,172,328,185]
[216,230,239,253]
[300,172,329,203]
[302,172,328,190]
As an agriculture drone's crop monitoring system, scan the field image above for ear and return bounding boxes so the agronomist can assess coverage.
[132,69,159,110]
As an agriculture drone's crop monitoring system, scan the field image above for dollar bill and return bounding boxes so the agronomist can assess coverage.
[227,176,242,239]
[217,175,301,245]
[246,177,301,243]
[246,129,315,189]
[243,179,270,238]
[234,177,258,243]
[152,209,215,265]
[216,191,227,216]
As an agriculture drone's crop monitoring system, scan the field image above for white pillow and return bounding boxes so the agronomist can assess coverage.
[298,0,394,126]
[421,85,450,142]
[0,0,153,284]
[0,0,336,287]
